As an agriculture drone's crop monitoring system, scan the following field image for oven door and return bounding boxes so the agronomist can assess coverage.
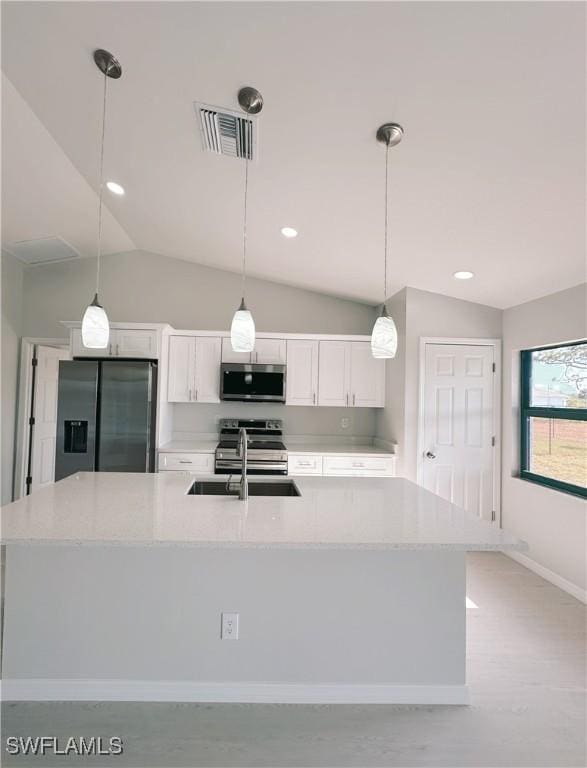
[220,363,286,403]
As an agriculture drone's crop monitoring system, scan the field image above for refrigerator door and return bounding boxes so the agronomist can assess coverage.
[55,360,99,481]
[97,361,157,472]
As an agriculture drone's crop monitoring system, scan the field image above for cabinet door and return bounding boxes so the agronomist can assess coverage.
[221,337,252,364]
[116,329,159,358]
[254,338,287,364]
[317,341,351,407]
[350,342,385,407]
[71,328,111,358]
[286,340,319,406]
[194,337,221,403]
[167,336,195,402]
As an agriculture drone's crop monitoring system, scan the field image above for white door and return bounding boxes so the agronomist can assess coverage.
[350,342,385,407]
[221,337,251,364]
[286,340,319,406]
[194,337,221,402]
[254,338,286,364]
[318,341,351,407]
[167,336,195,402]
[30,345,70,492]
[421,343,495,520]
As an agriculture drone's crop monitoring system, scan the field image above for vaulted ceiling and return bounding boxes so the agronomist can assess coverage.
[2,1,585,308]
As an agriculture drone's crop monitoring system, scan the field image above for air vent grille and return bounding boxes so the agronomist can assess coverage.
[195,102,257,160]
[5,236,80,266]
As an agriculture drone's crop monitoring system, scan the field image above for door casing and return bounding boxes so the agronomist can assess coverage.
[417,337,502,526]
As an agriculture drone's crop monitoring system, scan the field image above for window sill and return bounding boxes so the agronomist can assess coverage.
[518,471,587,500]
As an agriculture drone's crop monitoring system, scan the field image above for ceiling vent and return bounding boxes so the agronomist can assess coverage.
[5,236,81,266]
[194,102,257,160]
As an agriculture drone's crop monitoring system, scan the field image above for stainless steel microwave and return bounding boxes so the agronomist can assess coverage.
[220,363,286,403]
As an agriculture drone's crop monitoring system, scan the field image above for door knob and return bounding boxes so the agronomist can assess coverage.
[425,451,436,459]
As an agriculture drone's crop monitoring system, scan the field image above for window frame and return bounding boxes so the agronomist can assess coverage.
[520,340,587,498]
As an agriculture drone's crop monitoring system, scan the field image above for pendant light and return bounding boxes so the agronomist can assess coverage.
[371,122,403,359]
[230,86,263,353]
[81,49,122,349]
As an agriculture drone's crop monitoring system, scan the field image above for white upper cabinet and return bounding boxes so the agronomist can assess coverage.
[317,340,385,408]
[194,337,222,402]
[318,341,351,407]
[350,341,385,407]
[71,328,158,359]
[254,338,286,364]
[167,335,221,403]
[167,336,195,402]
[221,337,286,364]
[286,340,319,406]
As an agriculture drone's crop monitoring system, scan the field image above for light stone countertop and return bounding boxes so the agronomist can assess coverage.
[0,472,526,552]
[159,438,395,457]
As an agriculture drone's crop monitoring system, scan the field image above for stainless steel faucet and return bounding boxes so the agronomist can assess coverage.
[236,427,248,501]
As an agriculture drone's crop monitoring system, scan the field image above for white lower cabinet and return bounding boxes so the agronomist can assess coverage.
[288,452,395,477]
[322,455,395,477]
[158,452,214,473]
[167,336,221,403]
[288,453,323,475]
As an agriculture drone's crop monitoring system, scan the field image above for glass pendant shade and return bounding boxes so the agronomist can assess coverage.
[371,306,398,359]
[230,298,255,353]
[81,294,110,349]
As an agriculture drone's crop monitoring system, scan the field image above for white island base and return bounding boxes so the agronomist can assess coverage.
[1,472,526,705]
[3,546,467,704]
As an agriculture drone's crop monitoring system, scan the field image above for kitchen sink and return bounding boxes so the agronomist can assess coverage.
[187,480,301,497]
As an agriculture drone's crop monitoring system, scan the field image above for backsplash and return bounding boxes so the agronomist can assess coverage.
[172,403,377,437]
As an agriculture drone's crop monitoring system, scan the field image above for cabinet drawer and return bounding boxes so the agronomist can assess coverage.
[158,452,214,472]
[288,453,323,475]
[322,455,395,477]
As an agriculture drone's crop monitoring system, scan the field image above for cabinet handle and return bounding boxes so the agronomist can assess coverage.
[195,389,198,401]
[353,393,356,406]
[352,462,365,468]
[116,344,120,356]
[346,393,349,406]
[188,388,192,401]
[109,344,113,356]
[313,393,316,405]
[179,460,193,464]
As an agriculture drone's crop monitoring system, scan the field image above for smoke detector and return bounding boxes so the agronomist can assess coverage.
[194,101,258,161]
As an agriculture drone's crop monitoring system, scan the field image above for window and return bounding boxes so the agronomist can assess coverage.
[520,341,587,497]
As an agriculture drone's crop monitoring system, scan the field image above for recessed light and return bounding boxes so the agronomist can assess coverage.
[106,181,125,196]
[453,270,474,280]
[281,226,298,238]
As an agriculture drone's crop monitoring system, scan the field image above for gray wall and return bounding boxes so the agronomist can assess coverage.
[376,287,502,478]
[21,250,374,338]
[501,283,586,594]
[1,251,24,505]
[173,402,376,440]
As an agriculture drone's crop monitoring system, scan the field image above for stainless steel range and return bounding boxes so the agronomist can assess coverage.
[215,419,288,476]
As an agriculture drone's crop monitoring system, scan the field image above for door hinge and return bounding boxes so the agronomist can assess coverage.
[31,357,38,367]
[29,416,35,426]
[492,362,496,373]
[491,435,495,447]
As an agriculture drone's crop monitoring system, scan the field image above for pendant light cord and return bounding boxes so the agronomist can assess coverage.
[383,140,389,304]
[96,67,109,298]
[241,134,250,302]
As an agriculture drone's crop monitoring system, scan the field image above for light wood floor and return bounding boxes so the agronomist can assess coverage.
[2,553,586,767]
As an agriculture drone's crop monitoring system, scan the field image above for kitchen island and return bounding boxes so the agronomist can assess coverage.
[0,472,525,704]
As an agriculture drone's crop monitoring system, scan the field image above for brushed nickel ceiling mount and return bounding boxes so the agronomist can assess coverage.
[93,49,122,79]
[376,122,404,147]
[238,86,264,115]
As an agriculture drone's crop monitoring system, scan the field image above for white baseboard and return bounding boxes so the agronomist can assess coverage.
[507,551,586,604]
[0,680,470,705]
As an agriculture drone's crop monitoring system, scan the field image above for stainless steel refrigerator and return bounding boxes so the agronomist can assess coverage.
[55,360,157,481]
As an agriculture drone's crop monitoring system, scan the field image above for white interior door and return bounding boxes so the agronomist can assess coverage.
[30,345,70,493]
[421,343,495,520]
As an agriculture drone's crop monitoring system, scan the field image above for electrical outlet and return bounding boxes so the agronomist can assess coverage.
[221,612,239,640]
[340,417,350,429]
